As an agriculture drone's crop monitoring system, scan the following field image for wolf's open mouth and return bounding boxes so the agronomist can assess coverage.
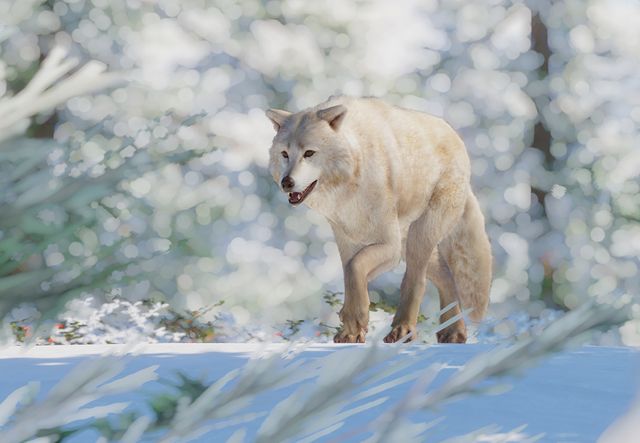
[288,180,317,205]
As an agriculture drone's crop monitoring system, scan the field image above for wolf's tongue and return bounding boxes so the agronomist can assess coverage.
[289,192,302,204]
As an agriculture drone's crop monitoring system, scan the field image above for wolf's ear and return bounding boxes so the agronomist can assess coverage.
[266,109,291,132]
[317,105,347,131]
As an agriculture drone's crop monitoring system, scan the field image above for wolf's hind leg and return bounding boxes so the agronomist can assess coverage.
[438,192,492,323]
[427,251,467,343]
[384,178,467,343]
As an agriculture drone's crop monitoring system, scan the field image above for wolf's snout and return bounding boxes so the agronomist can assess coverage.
[281,176,295,192]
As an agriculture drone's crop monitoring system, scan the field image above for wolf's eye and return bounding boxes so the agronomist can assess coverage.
[281,151,289,159]
[303,150,316,158]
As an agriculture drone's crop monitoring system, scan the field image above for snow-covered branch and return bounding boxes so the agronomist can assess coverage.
[367,301,631,442]
[0,356,157,443]
[0,45,123,143]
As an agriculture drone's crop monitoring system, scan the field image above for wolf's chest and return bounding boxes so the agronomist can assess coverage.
[330,205,391,245]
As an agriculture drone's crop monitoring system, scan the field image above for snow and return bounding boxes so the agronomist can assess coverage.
[1,343,637,442]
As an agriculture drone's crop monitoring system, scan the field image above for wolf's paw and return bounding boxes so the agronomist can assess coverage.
[436,326,467,344]
[333,328,366,343]
[383,324,416,343]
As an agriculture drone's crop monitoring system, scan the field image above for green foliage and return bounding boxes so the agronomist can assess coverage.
[324,290,426,322]
[8,299,225,344]
[281,319,304,340]
[322,291,341,308]
[157,301,223,342]
[151,373,210,427]
[9,322,30,342]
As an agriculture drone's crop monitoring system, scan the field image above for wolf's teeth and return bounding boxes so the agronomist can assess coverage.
[288,191,303,204]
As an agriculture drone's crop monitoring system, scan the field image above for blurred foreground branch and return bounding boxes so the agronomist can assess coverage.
[0,45,124,143]
[0,356,157,443]
[367,301,631,442]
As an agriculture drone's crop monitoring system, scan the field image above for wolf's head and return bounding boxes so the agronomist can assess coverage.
[265,104,356,206]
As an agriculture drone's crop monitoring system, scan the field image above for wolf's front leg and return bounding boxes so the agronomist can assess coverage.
[334,242,399,343]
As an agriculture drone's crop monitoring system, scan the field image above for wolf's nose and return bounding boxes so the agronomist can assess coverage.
[281,176,295,192]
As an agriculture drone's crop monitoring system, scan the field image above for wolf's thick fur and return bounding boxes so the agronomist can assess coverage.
[266,96,492,343]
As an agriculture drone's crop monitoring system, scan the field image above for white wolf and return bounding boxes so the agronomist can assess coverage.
[266,96,492,343]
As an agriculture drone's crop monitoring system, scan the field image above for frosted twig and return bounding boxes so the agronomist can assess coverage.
[366,301,630,442]
[0,357,158,443]
[256,342,415,443]
[159,350,319,442]
[0,45,124,144]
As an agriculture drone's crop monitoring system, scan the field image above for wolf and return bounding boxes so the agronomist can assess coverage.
[265,96,492,343]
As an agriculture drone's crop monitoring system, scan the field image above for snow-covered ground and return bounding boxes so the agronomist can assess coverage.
[1,343,638,442]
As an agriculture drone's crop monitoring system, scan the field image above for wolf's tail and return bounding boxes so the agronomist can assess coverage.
[438,190,492,321]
